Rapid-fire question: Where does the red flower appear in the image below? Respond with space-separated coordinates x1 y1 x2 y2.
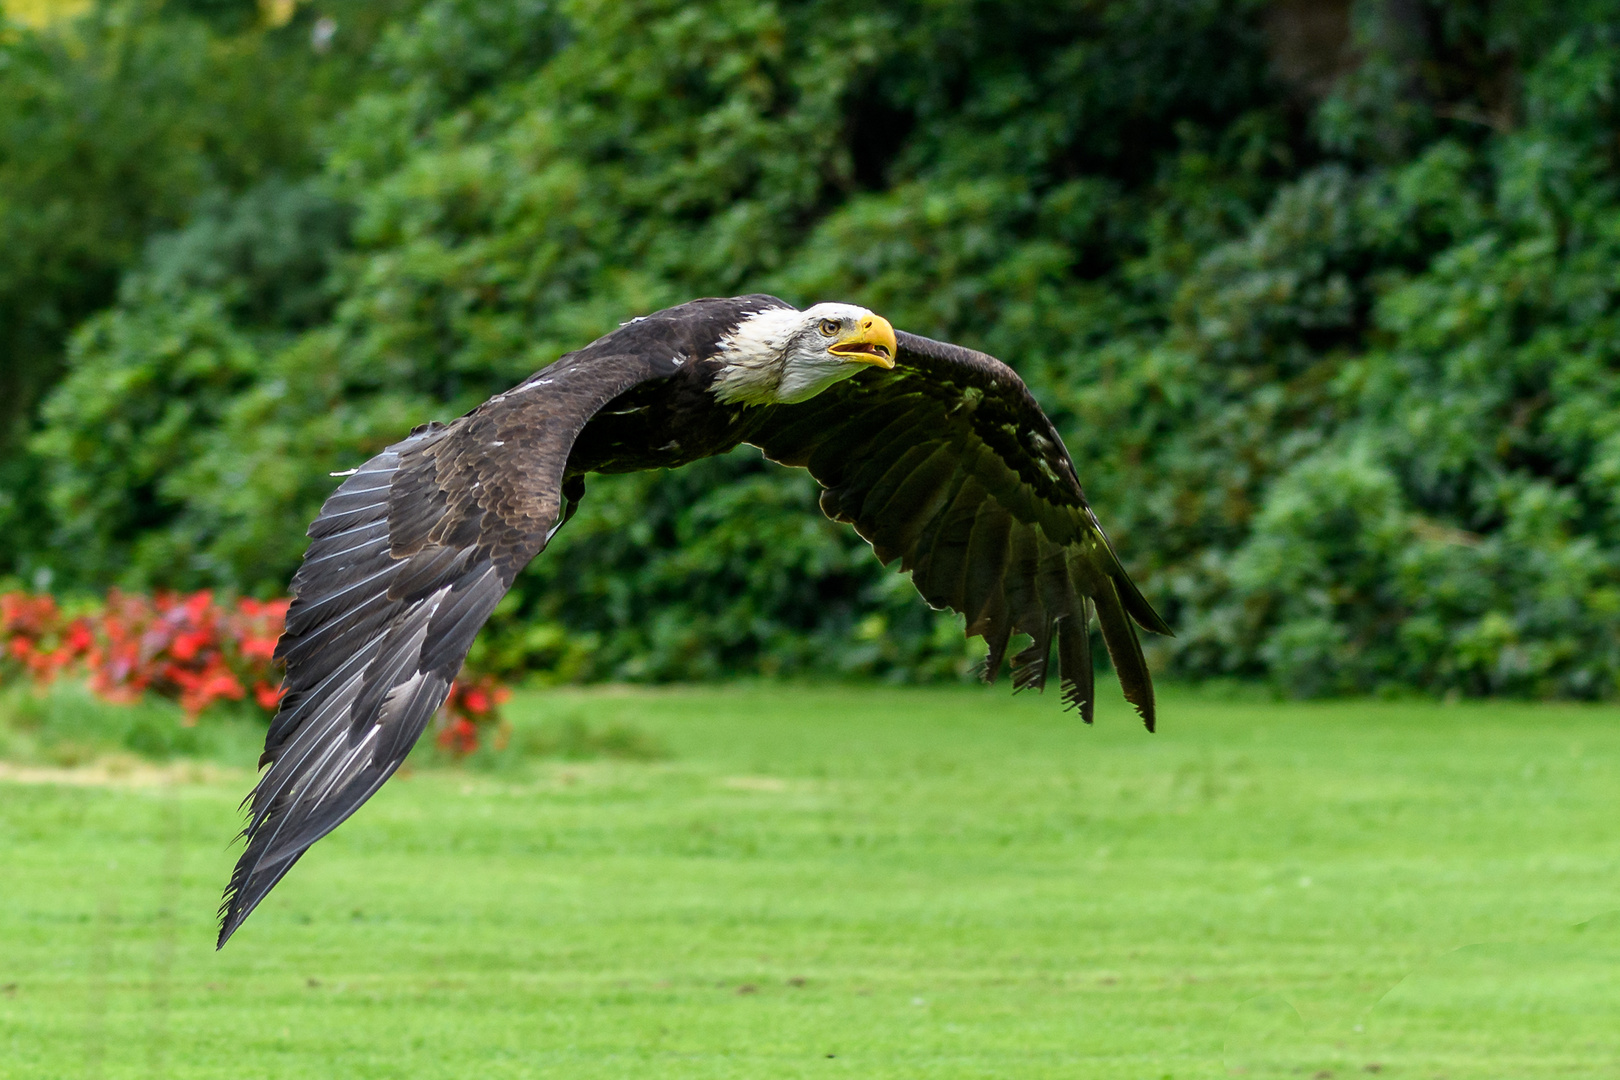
182 591 214 621
170 629 212 661
64 620 94 654
178 662 244 718
436 717 480 755
239 636 278 661
253 681 285 711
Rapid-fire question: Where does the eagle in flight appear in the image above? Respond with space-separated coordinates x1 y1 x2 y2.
218 295 1170 946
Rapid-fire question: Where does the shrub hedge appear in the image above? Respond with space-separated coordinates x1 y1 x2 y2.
7 1 1620 697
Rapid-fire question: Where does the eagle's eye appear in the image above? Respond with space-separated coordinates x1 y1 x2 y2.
818 318 841 337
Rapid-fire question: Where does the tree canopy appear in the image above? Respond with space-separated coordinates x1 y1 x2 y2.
7 0 1620 697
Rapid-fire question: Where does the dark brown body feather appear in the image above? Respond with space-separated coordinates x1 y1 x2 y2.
217 294 1166 947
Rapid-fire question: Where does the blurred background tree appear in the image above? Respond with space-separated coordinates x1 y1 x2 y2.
5 0 1620 697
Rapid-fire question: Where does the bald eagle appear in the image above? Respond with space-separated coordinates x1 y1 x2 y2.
217 295 1170 946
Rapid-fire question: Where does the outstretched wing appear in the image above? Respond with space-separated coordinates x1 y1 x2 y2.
752 330 1170 726
217 350 669 947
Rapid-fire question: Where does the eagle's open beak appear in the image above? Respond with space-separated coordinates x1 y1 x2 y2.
829 314 897 369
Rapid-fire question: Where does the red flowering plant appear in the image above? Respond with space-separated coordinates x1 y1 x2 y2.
0 593 95 685
80 590 285 720
435 672 513 756
0 590 510 748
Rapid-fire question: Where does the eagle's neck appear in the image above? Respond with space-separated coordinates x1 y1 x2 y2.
709 307 803 405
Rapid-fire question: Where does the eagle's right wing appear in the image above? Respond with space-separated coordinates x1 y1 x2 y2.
217 349 670 947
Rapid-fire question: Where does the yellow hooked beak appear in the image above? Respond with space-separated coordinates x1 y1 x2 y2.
828 313 897 369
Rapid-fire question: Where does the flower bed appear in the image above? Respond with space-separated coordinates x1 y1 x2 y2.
0 591 507 753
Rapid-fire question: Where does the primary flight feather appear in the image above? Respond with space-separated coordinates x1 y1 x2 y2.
217 295 1171 946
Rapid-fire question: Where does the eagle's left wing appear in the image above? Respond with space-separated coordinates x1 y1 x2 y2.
751 330 1170 726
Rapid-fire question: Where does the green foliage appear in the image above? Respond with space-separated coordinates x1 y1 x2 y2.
1170 21 1620 697
0 0 415 581
31 180 350 586
29 0 1283 680
12 0 1620 696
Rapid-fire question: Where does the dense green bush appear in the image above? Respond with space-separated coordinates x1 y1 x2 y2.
0 0 414 580
11 0 1620 697
1163 18 1620 697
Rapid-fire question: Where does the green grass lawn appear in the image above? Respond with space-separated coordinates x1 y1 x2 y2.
1 685 1618 1078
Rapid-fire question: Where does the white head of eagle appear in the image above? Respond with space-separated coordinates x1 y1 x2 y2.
711 302 897 406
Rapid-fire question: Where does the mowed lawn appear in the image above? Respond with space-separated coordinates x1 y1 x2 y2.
1 685 1618 1079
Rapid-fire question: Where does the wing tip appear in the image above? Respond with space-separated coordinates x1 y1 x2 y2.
215 853 263 949
1134 694 1157 733
1094 577 1158 734
1009 628 1052 693
1110 566 1173 638
1060 678 1096 724
216 875 251 950
216 840 305 950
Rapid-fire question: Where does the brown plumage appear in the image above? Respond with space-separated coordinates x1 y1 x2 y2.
218 294 1169 947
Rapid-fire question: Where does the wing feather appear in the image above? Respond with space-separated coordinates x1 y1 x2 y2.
1000 522 1044 676
962 502 1012 633
218 352 668 947
753 330 1168 726
915 475 986 611
847 441 946 540
867 446 961 566
1092 575 1155 726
